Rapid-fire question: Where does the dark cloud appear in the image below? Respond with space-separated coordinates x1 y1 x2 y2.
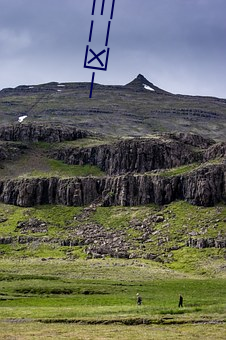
0 0 226 97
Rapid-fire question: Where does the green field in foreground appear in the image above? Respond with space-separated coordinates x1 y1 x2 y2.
0 258 225 329
0 322 225 340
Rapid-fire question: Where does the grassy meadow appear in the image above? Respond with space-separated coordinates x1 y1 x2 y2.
0 199 225 338
0 257 225 339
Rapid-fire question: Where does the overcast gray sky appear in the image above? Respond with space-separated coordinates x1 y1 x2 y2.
0 0 226 97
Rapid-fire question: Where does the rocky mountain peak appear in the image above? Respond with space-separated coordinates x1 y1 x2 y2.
137 73 149 82
125 74 172 94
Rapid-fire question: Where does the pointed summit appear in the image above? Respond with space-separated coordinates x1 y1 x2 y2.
125 74 171 94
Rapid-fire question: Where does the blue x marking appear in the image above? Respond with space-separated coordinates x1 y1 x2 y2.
88 49 106 67
84 45 110 71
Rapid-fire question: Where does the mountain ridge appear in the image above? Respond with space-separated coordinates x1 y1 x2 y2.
0 74 226 140
1 73 225 98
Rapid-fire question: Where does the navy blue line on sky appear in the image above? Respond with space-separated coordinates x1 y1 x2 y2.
110 0 115 19
92 0 96 15
89 20 94 42
105 21 111 47
101 0 105 15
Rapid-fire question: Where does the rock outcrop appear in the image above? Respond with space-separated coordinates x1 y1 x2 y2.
0 127 225 208
52 138 203 175
165 132 215 149
1 215 225 259
0 142 28 161
204 142 226 160
181 165 226 205
125 74 171 94
187 237 226 249
0 124 90 143
0 164 225 207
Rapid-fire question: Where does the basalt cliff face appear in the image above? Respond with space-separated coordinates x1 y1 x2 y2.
0 163 225 208
0 123 90 143
0 124 225 208
52 138 202 175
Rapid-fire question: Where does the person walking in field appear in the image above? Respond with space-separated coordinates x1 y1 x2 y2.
178 294 183 307
137 293 142 306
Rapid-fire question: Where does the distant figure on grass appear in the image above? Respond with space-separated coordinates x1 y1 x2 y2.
178 294 183 308
136 293 142 306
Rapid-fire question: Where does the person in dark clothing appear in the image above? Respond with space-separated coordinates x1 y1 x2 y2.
178 294 183 307
137 293 142 305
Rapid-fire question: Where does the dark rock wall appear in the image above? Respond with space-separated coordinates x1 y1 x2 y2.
187 237 226 249
203 142 226 160
0 124 89 142
0 143 28 161
0 126 225 208
181 165 226 205
0 164 225 207
52 139 202 175
165 132 215 149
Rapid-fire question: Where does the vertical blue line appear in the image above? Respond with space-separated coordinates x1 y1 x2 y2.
83 45 89 68
101 0 105 15
105 48 110 71
89 20 94 42
91 0 96 15
89 72 95 98
105 21 111 47
110 0 115 19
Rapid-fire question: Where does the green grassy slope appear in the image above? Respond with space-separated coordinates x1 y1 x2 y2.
0 201 225 277
0 257 225 330
0 141 105 179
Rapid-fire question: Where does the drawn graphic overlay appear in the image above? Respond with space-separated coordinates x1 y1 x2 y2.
83 0 116 98
84 46 110 71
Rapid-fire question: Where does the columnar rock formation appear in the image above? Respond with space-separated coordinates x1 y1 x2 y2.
0 164 225 207
52 138 203 175
0 124 225 208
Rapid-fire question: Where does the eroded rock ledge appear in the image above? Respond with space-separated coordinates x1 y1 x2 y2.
0 164 225 207
0 125 225 208
0 123 90 142
51 134 226 176
52 138 203 176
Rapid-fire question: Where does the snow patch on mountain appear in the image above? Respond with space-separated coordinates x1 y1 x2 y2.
143 84 155 91
18 115 27 123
